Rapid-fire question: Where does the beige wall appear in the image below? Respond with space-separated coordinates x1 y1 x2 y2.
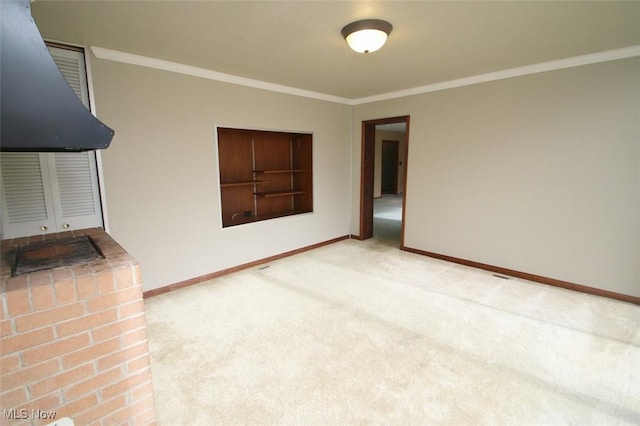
374 130 407 198
91 58 351 290
352 58 640 297
31 16 640 298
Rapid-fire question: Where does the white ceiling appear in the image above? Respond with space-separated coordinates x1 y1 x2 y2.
31 1 640 101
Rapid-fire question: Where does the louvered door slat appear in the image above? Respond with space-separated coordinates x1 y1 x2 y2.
1 154 48 223
54 153 98 218
49 48 90 106
0 153 56 238
54 58 84 98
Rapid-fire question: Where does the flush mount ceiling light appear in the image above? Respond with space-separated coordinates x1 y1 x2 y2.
341 19 393 53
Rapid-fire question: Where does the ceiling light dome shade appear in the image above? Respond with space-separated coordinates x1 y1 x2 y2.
341 19 392 53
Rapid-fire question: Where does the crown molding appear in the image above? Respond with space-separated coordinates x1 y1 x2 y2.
91 45 640 106
350 45 640 105
90 46 351 105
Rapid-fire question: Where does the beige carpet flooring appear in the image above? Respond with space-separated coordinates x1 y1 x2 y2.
144 238 640 425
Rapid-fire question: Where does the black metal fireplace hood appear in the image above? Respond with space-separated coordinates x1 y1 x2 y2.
0 0 114 152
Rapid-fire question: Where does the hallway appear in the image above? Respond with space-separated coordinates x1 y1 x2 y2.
373 194 403 244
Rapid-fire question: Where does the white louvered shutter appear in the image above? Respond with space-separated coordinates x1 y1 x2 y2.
50 151 103 231
0 153 57 238
48 46 90 105
0 45 103 239
47 46 103 233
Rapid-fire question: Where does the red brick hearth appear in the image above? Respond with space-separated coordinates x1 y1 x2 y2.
1 228 156 425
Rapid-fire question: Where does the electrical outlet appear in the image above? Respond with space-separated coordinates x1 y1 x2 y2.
243 211 252 217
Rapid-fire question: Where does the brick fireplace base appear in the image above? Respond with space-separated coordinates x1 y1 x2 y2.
1 228 156 425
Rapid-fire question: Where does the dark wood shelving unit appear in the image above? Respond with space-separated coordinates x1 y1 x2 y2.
217 127 313 227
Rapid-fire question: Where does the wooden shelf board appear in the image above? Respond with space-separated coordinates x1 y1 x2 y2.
220 180 267 187
253 169 306 174
254 190 307 198
223 208 312 227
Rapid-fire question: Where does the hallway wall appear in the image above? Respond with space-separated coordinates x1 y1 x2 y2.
374 130 407 198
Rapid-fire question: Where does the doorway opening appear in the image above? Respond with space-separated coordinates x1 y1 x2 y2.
359 116 409 247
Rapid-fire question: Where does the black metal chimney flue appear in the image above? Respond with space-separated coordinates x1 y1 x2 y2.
1 0 114 152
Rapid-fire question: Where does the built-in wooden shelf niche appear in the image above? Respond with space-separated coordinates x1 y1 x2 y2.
217 127 313 227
